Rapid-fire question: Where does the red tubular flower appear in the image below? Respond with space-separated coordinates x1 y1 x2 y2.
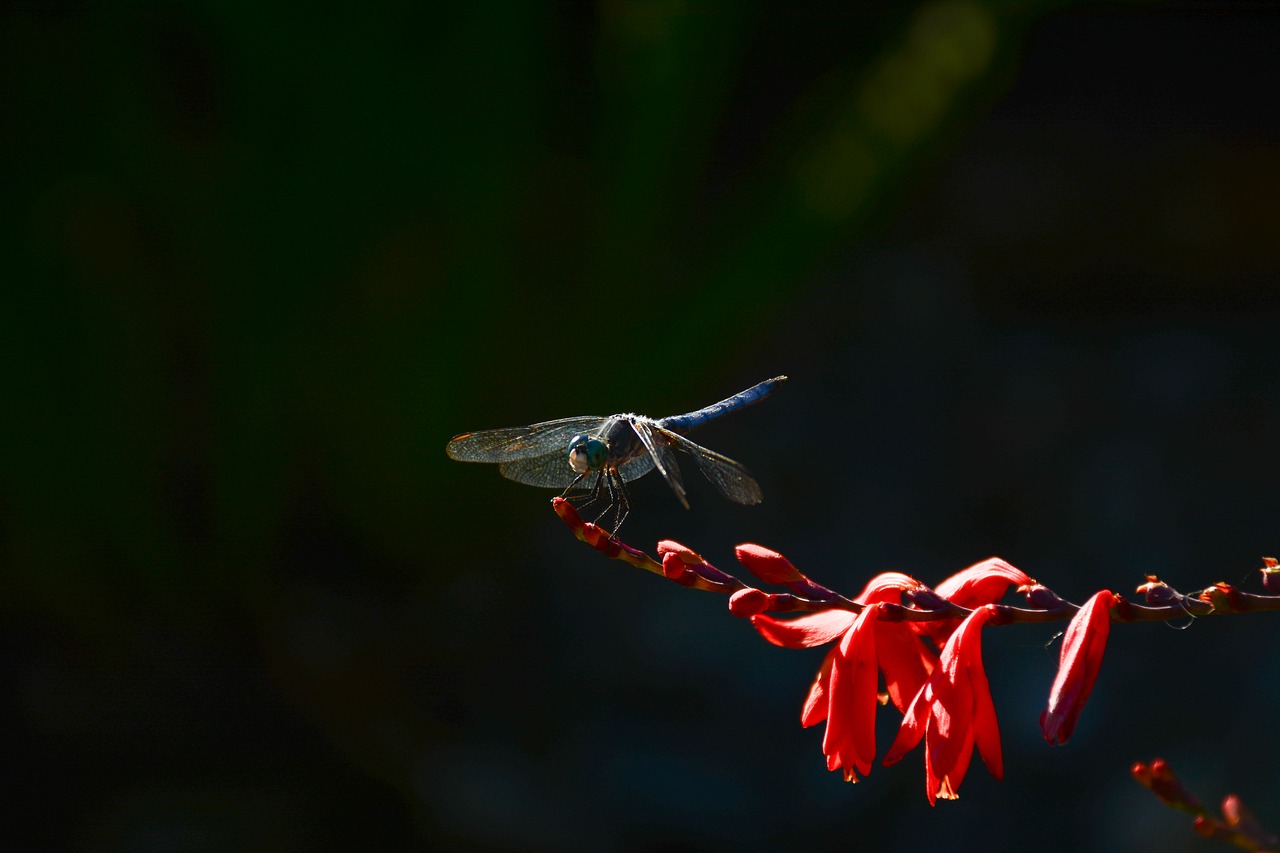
933 558 1034 607
749 572 936 781
822 604 881 781
752 572 936 709
849 573 938 713
1040 589 1115 745
915 558 1033 647
788 610 936 731
885 605 1001 805
751 609 857 744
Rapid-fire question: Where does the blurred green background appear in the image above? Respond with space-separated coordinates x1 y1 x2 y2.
4 1 1279 850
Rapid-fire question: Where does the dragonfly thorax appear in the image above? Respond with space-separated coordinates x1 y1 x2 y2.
568 434 608 474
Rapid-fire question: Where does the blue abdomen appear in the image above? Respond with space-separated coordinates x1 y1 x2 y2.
658 375 787 434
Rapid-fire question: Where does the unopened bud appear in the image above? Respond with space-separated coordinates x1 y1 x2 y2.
729 588 771 617
1261 557 1280 594
1136 576 1180 607
1022 584 1065 610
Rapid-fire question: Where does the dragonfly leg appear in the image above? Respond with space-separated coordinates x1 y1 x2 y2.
562 471 594 500
611 474 631 537
590 472 617 527
561 472 585 497
573 471 606 514
586 473 611 522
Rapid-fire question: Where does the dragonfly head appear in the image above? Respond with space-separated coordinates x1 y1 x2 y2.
568 434 608 474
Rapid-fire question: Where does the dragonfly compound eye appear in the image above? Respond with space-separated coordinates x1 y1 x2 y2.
584 438 607 470
567 435 591 474
567 435 608 474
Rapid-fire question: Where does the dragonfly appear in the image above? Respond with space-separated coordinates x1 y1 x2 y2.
446 376 787 534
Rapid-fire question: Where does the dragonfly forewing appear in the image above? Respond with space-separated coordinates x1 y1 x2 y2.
498 450 593 489
446 416 608 462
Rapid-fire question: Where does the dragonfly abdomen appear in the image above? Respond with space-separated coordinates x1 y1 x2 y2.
658 375 787 433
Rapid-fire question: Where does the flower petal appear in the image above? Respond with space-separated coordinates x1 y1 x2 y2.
883 681 931 766
734 544 803 584
934 558 1033 608
750 609 857 648
1041 590 1115 746
925 663 973 802
728 588 771 618
929 710 974 803
656 540 700 559
853 572 922 604
965 616 1002 780
801 650 835 728
822 605 880 781
917 559 1032 646
886 605 1001 804
874 621 937 714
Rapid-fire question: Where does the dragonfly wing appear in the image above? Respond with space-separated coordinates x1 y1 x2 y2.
498 449 593 489
631 420 689 509
446 416 607 462
650 425 764 505
616 452 656 483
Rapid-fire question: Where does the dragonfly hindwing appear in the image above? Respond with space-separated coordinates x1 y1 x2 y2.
651 425 763 505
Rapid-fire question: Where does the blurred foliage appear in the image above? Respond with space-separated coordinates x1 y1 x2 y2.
3 1 1279 850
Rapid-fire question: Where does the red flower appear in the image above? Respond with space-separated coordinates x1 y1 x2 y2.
1040 589 1115 745
933 557 1034 607
914 558 1033 647
750 572 936 782
852 573 938 713
753 572 936 716
885 605 1001 805
821 604 882 781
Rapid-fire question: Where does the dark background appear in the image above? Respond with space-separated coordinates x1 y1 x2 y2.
3 1 1279 850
